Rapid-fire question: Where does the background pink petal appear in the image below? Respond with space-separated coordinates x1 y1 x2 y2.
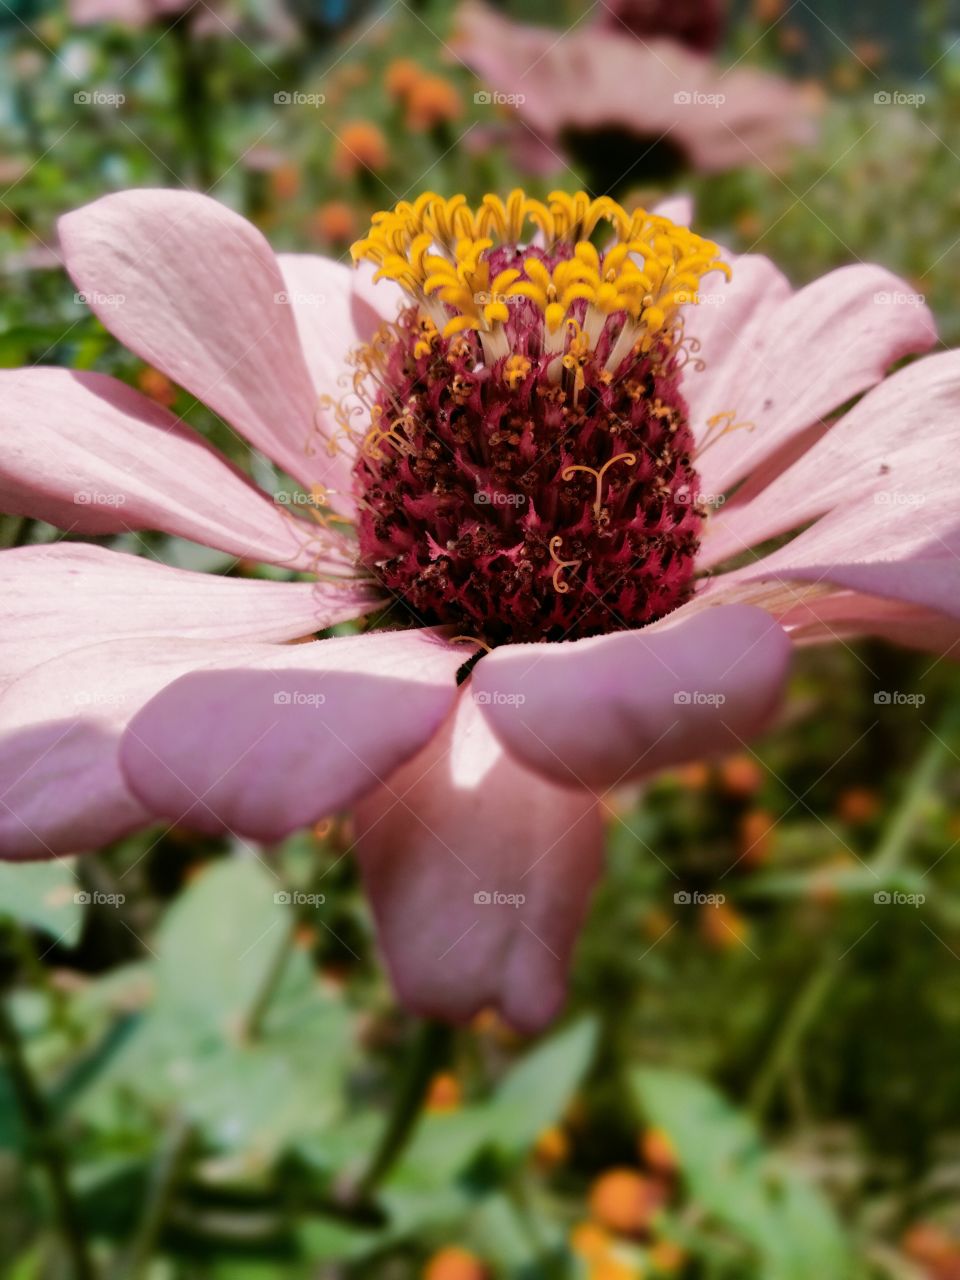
354 690 604 1033
120 631 462 841
471 605 791 789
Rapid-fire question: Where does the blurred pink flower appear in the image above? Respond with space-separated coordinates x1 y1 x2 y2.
0 188 953 1033
454 1 818 177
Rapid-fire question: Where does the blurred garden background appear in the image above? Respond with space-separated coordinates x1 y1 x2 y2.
3 0 960 1276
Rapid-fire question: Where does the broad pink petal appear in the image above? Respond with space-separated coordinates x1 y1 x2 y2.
353 690 603 1033
688 264 937 499
701 350 960 568
58 190 324 488
0 368 325 568
471 605 791 789
120 631 462 841
0 637 271 860
0 543 372 688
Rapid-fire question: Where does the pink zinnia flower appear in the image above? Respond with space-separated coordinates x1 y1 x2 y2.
0 188 951 1033
454 2 818 176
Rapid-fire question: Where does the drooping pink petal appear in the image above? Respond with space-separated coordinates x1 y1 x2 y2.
0 368 330 568
353 690 603 1033
453 2 818 174
58 189 326 489
700 349 960 569
119 630 462 841
687 264 937 499
471 605 791 790
775 589 960 657
0 543 373 689
0 637 274 860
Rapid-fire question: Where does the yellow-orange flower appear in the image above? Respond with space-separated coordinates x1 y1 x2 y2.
423 1246 487 1280
312 200 358 244
425 1071 462 1112
406 74 463 130
333 121 388 178
386 57 423 101
588 1168 663 1236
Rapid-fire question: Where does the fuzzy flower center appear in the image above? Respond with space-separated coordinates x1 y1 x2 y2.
345 190 729 646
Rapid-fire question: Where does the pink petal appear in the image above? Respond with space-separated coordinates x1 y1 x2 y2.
58 190 324 488
687 264 937 500
354 690 603 1033
0 637 271 860
776 589 960 657
702 350 960 569
0 368 328 568
119 630 462 841
276 254 399 511
471 605 791 790
0 543 372 689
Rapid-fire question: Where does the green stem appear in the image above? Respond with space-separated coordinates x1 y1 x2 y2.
749 706 958 1117
111 1115 192 1280
241 917 297 1042
170 17 215 188
355 1020 452 1200
0 997 97 1280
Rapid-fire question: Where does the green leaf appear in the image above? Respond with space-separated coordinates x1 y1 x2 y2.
487 1016 597 1157
0 858 81 944
631 1068 850 1279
